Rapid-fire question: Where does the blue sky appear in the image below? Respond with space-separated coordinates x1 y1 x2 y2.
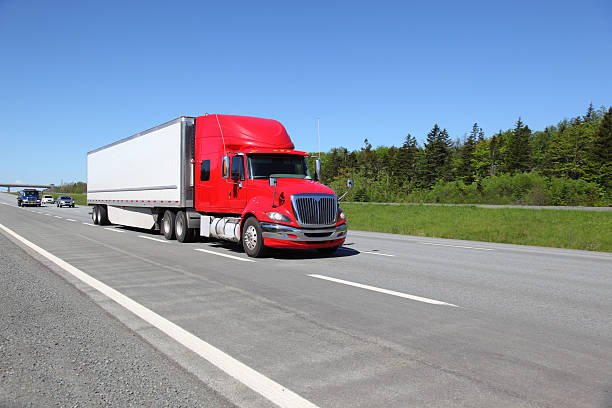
1 0 610 186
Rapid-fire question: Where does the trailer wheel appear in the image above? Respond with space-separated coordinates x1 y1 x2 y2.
98 205 109 225
175 211 194 243
92 206 100 225
162 210 176 240
242 217 265 257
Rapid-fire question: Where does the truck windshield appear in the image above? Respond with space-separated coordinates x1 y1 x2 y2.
247 154 311 179
24 191 39 196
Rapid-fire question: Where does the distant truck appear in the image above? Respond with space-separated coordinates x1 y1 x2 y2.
17 189 41 207
87 115 350 257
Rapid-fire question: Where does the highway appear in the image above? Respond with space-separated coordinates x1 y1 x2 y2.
1 191 611 407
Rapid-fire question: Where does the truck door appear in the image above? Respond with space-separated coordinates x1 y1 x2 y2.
229 154 247 211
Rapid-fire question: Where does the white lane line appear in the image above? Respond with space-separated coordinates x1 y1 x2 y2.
194 248 256 263
45 213 52 216
362 251 395 257
138 235 170 243
308 274 458 307
0 222 319 408
54 216 63 219
421 242 494 251
104 227 125 233
82 222 96 226
66 219 76 222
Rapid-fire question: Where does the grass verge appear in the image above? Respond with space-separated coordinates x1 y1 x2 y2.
343 203 612 252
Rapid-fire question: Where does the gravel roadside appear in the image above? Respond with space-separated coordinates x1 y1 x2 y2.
0 232 236 408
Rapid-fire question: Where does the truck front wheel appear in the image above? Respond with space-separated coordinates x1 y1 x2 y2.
162 210 176 240
175 211 194 243
242 217 265 258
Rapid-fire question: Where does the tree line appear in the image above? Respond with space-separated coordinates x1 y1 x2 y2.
312 104 612 206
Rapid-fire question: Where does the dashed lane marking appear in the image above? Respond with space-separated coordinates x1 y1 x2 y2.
194 248 255 263
138 235 170 243
308 274 458 307
421 242 494 251
362 251 395 257
104 227 125 233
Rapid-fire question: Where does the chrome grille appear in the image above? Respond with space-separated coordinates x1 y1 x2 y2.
291 194 337 227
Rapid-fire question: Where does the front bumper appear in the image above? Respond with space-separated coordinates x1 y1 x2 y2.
261 222 347 248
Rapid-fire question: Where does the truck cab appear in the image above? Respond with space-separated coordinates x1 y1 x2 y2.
194 115 347 257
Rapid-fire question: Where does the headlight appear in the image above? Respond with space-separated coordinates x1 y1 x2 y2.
266 212 291 223
338 208 346 221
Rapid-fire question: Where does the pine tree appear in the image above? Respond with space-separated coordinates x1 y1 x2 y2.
458 123 480 183
591 107 612 190
507 117 531 174
583 103 595 122
423 124 452 186
489 131 502 176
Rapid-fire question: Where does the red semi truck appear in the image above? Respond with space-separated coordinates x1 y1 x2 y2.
87 114 350 257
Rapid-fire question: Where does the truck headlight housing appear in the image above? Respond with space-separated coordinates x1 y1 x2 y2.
266 212 291 223
338 208 346 221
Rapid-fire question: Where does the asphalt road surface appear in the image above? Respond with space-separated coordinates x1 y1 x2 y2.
1 192 611 408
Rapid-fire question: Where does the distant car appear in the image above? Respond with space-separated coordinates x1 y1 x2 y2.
42 195 54 204
17 189 41 207
56 196 75 208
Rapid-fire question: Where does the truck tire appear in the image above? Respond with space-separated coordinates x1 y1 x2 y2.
162 210 176 240
98 205 109 225
92 206 100 225
242 217 265 257
175 211 194 243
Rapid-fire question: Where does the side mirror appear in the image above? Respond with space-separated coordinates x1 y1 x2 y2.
222 156 230 179
269 177 277 187
315 159 321 181
338 178 354 202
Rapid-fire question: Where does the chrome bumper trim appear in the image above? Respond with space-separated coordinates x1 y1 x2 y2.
261 222 347 242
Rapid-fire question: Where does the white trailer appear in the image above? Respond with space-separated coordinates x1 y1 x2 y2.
87 117 196 229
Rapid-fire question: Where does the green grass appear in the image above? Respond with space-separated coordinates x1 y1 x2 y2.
343 203 612 252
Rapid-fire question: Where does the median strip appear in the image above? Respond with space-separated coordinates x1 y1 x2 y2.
194 248 255 263
0 222 318 408
308 274 458 307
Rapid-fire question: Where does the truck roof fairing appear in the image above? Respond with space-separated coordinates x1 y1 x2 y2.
196 114 295 153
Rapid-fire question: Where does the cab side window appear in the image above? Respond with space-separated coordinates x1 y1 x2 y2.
231 156 245 181
200 160 210 181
